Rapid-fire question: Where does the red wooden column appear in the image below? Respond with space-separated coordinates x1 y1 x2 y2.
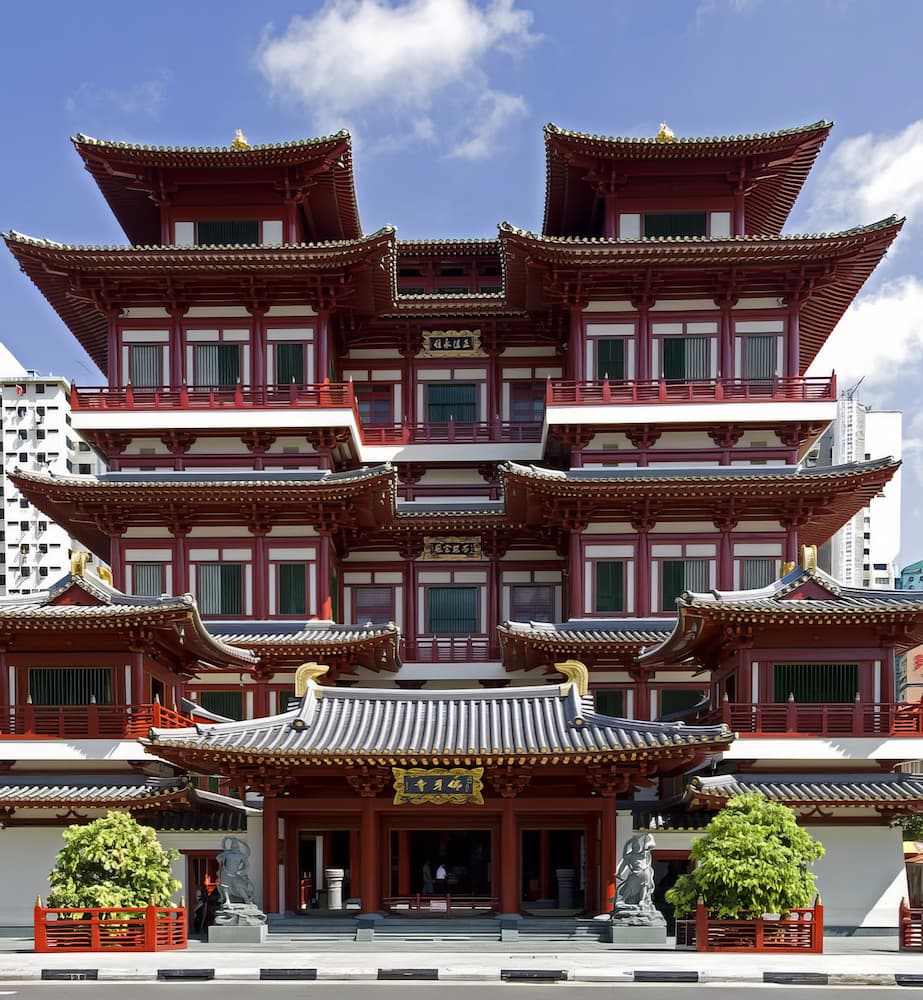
716 296 736 380
499 797 519 914
263 796 279 915
715 516 736 590
316 308 330 381
568 531 584 618
568 304 585 382
397 830 411 896
131 650 145 704
170 525 190 595
0 649 9 731
634 297 654 382
106 310 119 388
250 527 268 618
249 307 267 398
359 796 380 915
599 797 617 913
633 512 655 618
283 200 298 245
316 532 332 619
169 306 186 390
787 300 802 377
602 192 618 239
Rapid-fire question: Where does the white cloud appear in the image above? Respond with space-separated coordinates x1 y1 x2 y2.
806 119 923 231
448 90 526 160
807 275 923 389
255 0 537 153
65 78 167 119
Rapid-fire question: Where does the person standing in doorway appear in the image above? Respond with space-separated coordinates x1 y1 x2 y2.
435 860 447 895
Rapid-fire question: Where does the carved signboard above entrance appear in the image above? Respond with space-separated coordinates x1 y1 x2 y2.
393 767 485 805
420 330 484 357
421 536 483 560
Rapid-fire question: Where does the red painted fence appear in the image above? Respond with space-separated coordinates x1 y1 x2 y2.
0 704 194 739
34 905 187 952
676 900 823 953
900 899 923 950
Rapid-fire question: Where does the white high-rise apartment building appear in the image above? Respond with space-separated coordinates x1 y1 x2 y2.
814 393 902 588
0 345 104 595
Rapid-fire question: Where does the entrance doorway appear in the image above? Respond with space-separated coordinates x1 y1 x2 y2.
297 830 351 910
389 829 492 899
521 828 585 912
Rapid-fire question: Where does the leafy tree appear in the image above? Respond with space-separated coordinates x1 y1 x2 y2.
46 811 181 909
666 792 824 919
895 813 923 841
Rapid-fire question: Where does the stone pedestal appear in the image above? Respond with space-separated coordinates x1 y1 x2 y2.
555 868 575 909
208 922 268 944
609 922 669 948
325 867 345 911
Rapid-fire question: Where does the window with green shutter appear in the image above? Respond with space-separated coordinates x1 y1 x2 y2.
278 563 307 616
275 343 305 386
772 663 859 703
596 339 625 380
196 220 259 246
195 344 241 387
426 383 477 423
29 668 113 706
427 586 478 634
197 689 244 721
643 212 707 238
594 689 625 717
197 563 244 616
660 559 708 610
659 688 706 719
595 561 625 612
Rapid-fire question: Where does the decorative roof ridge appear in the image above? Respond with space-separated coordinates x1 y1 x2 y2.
397 237 501 251
394 290 506 301
543 119 834 145
499 617 674 634
71 130 351 153
693 772 915 787
499 215 904 244
4 226 395 253
680 563 842 606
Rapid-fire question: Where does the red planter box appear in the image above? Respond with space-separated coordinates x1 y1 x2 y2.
676 900 823 953
34 905 187 952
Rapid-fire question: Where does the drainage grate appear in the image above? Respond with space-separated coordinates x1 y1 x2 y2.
260 968 318 981
764 972 829 985
41 970 98 981
378 969 439 981
501 969 568 983
157 968 215 981
634 970 699 983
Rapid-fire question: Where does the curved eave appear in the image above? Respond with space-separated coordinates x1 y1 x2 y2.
0 789 191 811
3 230 395 372
226 630 401 672
498 622 672 672
501 219 902 370
72 132 362 244
542 120 832 238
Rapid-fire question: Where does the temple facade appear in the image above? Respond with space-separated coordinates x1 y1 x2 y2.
1 120 921 931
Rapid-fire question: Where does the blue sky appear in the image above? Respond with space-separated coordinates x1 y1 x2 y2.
2 0 923 558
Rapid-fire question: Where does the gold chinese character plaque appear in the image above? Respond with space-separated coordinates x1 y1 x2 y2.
421 535 482 561
420 329 484 357
392 767 485 805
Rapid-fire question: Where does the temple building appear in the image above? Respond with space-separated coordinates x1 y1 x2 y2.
1 119 921 932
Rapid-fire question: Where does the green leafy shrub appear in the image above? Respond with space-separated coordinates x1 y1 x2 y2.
46 811 180 909
666 792 824 919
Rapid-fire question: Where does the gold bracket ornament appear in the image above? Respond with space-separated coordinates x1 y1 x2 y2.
294 662 330 699
70 551 90 577
555 658 589 696
393 767 484 805
801 544 818 572
655 122 677 143
231 128 250 150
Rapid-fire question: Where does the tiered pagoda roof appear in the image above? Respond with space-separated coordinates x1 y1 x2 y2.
501 218 903 371
72 131 362 244
543 120 832 237
3 229 395 372
500 459 900 545
640 563 923 668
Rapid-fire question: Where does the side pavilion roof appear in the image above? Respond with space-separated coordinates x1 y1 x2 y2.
71 131 362 245
640 563 923 667
500 217 903 372
543 120 832 238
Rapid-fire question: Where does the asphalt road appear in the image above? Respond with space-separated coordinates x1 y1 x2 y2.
0 986 915 998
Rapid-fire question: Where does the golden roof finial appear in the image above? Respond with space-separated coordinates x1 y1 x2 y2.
801 544 818 573
655 122 677 143
555 659 589 697
295 661 330 698
231 128 250 150
70 551 89 578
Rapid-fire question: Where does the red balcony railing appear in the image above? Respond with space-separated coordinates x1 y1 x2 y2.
705 700 923 737
72 382 356 411
0 703 195 739
405 637 501 663
361 420 543 445
546 375 837 407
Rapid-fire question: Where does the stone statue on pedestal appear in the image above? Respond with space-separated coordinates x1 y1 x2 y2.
609 833 667 947
212 837 267 928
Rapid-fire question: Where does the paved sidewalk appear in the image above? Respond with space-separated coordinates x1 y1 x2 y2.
0 930 918 985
